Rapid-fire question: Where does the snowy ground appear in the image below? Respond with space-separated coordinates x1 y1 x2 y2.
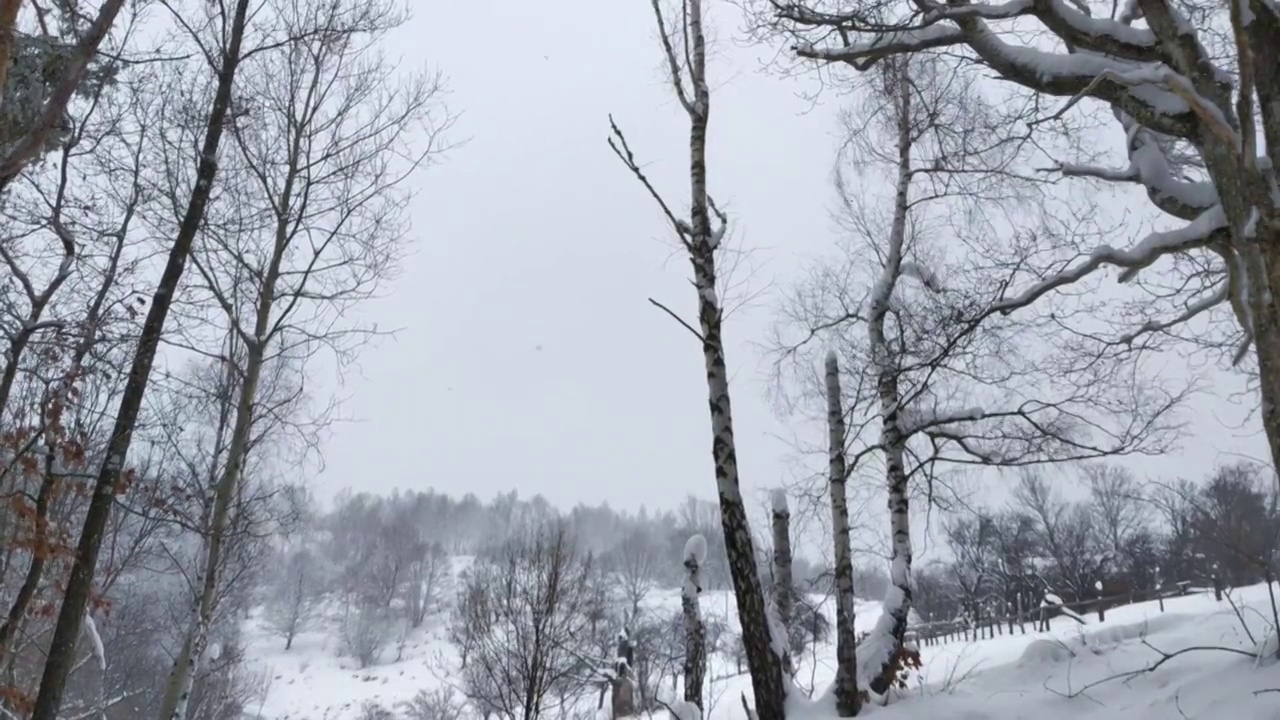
243 574 1280 720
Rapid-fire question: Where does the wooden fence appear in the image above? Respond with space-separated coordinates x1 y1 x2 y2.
908 580 1219 648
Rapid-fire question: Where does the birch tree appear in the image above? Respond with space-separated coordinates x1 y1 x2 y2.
767 0 1280 480
768 490 796 678
825 353 862 716
682 534 707 712
772 53 1181 695
608 0 789 715
155 0 449 714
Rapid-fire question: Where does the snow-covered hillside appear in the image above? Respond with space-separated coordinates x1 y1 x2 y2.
243 572 1280 720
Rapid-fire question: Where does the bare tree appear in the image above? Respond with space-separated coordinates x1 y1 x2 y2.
342 596 393 669
405 541 449 629
265 547 322 650
29 0 256 712
769 0 1280 484
617 527 662 618
772 51 1179 695
1085 464 1150 575
156 0 449 714
607 0 788 714
1013 471 1109 596
0 66 149 679
453 521 596 720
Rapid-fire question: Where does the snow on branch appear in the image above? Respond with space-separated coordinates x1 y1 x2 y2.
1059 118 1219 221
899 405 987 436
899 261 945 293
993 206 1228 314
794 25 965 68
1115 283 1230 347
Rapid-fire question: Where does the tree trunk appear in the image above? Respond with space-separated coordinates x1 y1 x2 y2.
860 66 915 698
681 542 706 712
680 0 786 714
825 353 862 717
0 443 55 667
158 257 270 720
769 491 795 676
692 250 788 720
27 0 253 716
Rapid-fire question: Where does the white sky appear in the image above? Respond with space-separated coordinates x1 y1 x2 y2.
311 0 1270 516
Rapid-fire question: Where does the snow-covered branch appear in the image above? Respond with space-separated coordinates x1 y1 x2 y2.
993 206 1228 314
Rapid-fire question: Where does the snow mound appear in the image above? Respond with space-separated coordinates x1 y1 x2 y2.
1018 637 1076 665
684 534 708 565
771 488 788 514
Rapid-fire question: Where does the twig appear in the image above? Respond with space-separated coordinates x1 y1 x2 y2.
1224 589 1258 646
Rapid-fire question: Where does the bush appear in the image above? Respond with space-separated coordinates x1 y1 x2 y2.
342 599 392 668
398 688 463 720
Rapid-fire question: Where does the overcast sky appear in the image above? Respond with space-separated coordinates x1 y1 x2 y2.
311 0 1270 515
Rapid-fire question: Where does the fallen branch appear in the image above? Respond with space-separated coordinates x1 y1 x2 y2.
1049 640 1254 699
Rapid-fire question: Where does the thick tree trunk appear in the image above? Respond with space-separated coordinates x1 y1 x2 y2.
692 250 788 720
680 0 785 714
825 353 862 717
28 0 253 716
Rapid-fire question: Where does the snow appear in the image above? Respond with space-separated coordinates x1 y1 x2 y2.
84 612 106 671
242 556 1280 720
899 406 987 435
770 489 789 515
684 533 709 565
667 699 702 720
898 261 944 293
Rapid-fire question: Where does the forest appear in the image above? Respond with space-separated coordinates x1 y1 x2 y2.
1 0 1279 717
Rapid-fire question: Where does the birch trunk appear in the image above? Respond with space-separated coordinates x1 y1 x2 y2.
769 492 795 677
861 65 915 697
691 254 788 720
682 0 786 715
28 0 253 715
770 493 794 632
617 0 787 715
681 544 706 712
825 352 862 716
